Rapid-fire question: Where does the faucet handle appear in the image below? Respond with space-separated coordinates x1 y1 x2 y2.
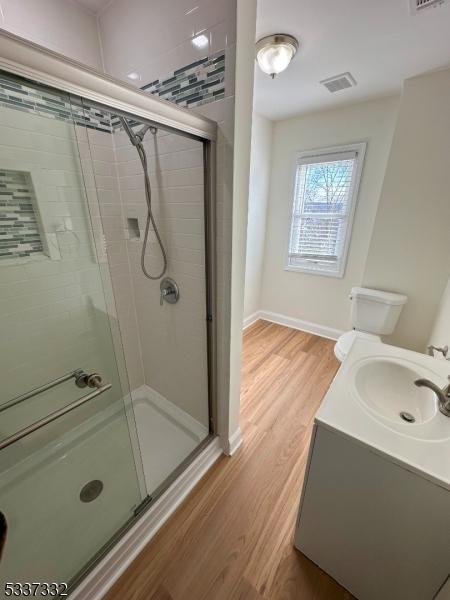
159 277 179 306
427 344 449 358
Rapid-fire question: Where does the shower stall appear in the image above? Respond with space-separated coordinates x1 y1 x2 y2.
0 32 217 595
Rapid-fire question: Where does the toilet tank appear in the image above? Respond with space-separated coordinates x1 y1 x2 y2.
350 287 407 335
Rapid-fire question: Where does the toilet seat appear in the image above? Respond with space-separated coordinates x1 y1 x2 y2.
334 330 381 362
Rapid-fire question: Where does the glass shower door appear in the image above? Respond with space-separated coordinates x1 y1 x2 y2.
0 71 147 591
82 100 212 500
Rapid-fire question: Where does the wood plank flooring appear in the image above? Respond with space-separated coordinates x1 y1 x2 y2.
105 320 354 600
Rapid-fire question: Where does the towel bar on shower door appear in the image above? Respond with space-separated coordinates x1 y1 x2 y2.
0 369 104 414
0 382 112 451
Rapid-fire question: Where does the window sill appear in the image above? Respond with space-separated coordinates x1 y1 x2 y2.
284 265 344 278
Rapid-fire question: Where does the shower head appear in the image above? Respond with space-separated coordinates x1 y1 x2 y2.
119 116 138 146
119 117 157 147
135 123 157 143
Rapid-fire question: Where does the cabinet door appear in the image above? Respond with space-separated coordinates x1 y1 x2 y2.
295 425 450 600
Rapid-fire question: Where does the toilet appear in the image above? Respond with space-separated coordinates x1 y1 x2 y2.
334 287 408 362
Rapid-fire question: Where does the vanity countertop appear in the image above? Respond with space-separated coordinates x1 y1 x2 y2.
317 339 450 490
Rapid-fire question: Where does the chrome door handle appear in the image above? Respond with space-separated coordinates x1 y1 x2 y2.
0 368 104 414
0 382 112 451
75 371 103 389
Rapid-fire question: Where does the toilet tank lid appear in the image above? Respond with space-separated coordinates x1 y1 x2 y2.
350 287 408 306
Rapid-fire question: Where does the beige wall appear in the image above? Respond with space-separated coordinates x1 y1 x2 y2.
259 96 399 333
429 275 450 351
227 0 257 450
243 112 272 322
362 68 450 351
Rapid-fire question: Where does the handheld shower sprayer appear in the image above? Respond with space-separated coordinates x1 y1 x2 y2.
119 116 167 280
134 123 157 144
121 118 156 146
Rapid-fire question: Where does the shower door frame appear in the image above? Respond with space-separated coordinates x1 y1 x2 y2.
0 28 219 592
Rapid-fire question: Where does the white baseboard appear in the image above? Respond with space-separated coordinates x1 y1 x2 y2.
243 311 260 329
70 437 223 600
245 310 343 341
223 427 242 456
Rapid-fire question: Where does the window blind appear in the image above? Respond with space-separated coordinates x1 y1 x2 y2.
288 149 360 276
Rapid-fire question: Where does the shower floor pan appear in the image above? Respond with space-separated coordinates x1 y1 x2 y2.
132 384 208 493
0 386 207 590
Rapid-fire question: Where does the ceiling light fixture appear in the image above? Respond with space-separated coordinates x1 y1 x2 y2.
255 34 299 79
192 33 209 49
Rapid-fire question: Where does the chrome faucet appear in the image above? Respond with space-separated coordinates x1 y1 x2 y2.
159 277 179 306
427 344 449 359
414 377 450 417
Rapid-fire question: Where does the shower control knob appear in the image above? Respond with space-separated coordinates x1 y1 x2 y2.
160 277 179 306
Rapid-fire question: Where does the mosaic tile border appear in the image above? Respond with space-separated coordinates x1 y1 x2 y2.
141 50 225 108
0 72 112 133
0 49 226 132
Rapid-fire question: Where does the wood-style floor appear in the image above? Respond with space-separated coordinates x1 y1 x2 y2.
106 320 354 600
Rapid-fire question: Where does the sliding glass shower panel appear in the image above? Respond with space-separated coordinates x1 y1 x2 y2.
0 72 147 590
79 100 211 496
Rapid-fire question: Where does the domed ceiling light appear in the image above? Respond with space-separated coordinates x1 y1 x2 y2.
255 34 299 79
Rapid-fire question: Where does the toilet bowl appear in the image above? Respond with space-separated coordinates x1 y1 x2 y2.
334 331 381 362
334 287 407 362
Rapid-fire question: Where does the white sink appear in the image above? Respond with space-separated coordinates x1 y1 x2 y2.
351 357 450 441
316 339 450 489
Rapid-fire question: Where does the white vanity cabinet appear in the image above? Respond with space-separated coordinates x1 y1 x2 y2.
295 423 450 600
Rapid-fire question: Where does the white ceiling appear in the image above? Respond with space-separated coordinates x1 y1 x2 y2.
255 0 450 120
73 0 112 15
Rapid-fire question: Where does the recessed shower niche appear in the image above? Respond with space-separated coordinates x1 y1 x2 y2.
126 217 141 240
0 169 44 261
0 168 68 264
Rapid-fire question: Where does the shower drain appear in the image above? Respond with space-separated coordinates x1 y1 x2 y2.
80 479 103 503
399 411 416 423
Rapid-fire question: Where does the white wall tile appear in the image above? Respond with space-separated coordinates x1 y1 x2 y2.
0 0 103 70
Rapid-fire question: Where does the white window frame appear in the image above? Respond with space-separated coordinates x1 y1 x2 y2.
285 142 366 278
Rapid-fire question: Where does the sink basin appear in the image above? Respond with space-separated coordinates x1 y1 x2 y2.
354 359 437 423
316 338 450 489
351 357 450 440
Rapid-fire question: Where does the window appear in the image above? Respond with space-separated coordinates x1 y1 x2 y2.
287 143 366 277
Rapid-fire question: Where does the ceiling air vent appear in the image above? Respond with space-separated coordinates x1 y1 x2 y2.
320 72 357 93
410 0 446 13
